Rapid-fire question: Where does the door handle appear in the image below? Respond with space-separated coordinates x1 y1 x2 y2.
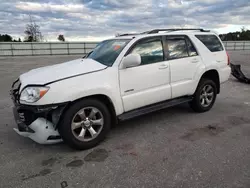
159 64 168 69
191 59 199 63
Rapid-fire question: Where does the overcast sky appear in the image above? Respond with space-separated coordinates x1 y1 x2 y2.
0 0 250 41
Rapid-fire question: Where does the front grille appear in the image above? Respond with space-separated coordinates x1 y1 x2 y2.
11 79 21 104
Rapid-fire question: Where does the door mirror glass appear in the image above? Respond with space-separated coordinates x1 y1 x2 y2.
121 53 141 68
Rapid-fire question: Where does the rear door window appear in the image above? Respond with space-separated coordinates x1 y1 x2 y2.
195 35 224 52
166 37 189 60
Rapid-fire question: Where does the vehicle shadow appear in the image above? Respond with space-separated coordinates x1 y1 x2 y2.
112 103 193 133
10 103 193 153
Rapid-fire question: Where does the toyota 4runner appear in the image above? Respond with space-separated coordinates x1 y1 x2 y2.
10 28 231 150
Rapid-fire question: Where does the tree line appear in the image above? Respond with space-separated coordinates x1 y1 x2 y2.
0 16 65 42
0 34 21 42
219 27 250 41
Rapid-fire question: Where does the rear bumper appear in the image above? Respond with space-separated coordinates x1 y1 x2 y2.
220 66 231 84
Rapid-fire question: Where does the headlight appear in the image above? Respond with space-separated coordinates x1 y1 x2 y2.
20 86 50 103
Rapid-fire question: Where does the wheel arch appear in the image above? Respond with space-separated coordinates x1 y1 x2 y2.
198 69 220 94
57 94 117 129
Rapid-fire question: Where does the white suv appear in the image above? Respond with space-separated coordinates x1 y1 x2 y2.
10 28 231 150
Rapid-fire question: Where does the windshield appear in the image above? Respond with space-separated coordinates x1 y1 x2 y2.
87 39 130 66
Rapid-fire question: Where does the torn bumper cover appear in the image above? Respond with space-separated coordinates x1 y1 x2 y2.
231 63 250 84
13 118 62 144
12 103 67 144
10 80 67 144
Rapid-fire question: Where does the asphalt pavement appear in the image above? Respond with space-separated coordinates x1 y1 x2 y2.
0 51 250 188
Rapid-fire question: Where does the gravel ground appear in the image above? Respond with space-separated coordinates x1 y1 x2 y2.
0 51 250 188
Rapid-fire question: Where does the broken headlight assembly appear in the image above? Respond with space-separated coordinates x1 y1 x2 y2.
20 86 50 103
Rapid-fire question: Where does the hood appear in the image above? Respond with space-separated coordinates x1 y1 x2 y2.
19 58 107 88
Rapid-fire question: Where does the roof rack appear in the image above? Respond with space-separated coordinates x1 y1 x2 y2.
144 28 210 34
116 28 210 37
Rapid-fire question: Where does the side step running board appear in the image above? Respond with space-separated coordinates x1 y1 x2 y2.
118 96 193 121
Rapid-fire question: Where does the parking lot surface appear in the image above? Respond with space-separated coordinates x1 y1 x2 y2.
0 51 250 188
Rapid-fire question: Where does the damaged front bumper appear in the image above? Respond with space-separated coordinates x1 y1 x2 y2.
10 80 68 144
13 118 61 144
12 103 67 144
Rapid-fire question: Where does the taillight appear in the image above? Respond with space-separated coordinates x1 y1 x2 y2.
226 51 230 65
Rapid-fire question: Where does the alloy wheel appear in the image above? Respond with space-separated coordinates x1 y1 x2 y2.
200 84 214 107
71 107 104 142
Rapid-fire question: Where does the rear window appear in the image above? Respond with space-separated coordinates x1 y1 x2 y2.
195 35 224 52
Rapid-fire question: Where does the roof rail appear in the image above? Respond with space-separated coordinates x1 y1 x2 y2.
115 33 140 37
144 28 210 34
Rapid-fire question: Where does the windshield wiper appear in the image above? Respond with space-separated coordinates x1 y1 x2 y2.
82 51 93 58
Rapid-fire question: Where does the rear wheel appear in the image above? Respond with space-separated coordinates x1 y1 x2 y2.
189 78 217 112
59 99 111 150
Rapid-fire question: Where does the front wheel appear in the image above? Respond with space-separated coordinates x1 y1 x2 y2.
59 99 111 150
189 78 217 112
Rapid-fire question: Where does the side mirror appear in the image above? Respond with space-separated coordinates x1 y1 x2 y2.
121 53 141 68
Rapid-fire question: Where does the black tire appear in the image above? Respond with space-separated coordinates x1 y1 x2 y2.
59 98 111 150
189 78 217 113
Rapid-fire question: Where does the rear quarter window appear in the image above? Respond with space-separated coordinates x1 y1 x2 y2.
195 35 224 52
